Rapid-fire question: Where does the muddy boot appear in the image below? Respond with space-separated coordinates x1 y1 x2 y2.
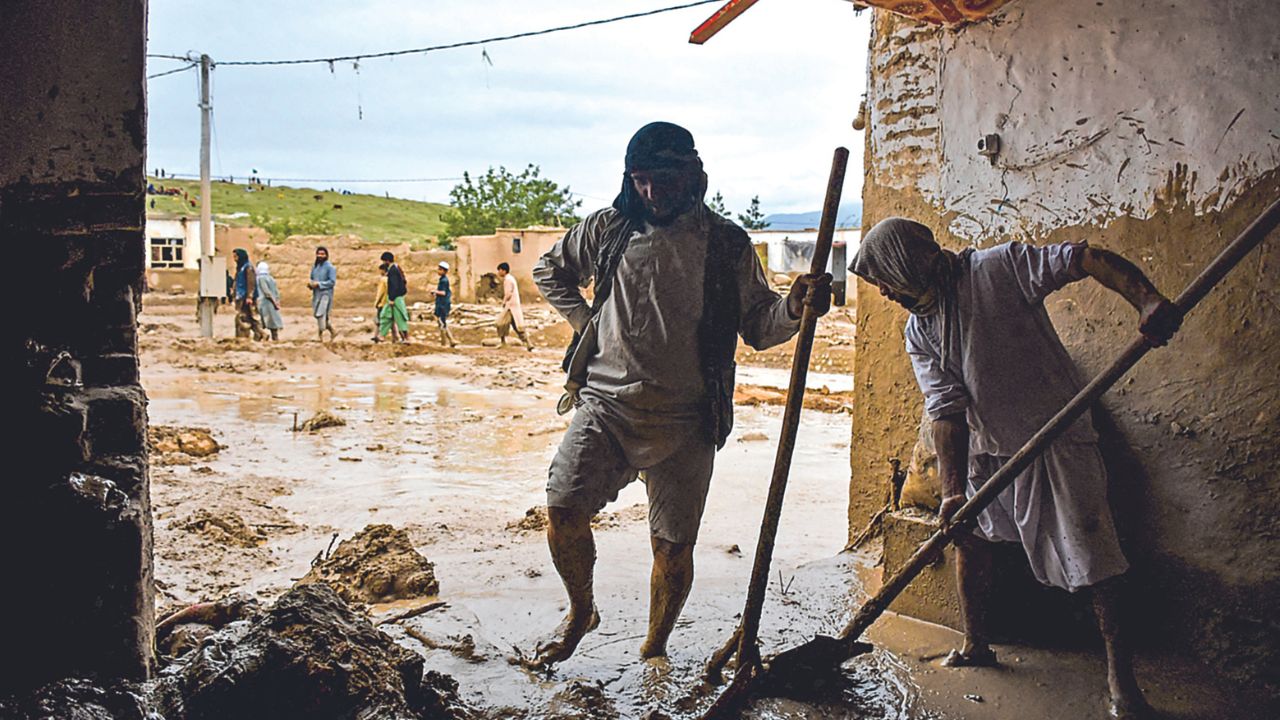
269 328 279 341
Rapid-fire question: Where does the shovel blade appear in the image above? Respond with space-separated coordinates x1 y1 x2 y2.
760 634 874 695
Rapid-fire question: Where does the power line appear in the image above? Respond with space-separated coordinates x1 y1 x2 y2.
155 172 463 183
148 63 196 80
152 1 720 69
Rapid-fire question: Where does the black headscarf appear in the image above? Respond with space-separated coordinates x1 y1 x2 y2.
233 248 249 268
612 121 706 222
314 246 329 268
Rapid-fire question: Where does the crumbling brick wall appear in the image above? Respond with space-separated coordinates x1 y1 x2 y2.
1 0 152 694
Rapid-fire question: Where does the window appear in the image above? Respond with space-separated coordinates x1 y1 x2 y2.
511 236 522 254
150 237 185 268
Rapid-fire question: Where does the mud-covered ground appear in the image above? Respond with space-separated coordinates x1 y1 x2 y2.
139 295 1262 719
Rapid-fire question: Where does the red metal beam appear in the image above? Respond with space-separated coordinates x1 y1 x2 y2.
688 0 762 45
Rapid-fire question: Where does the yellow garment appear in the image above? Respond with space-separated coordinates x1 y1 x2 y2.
374 275 388 309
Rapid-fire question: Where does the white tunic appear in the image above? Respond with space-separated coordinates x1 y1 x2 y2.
906 241 1128 591
501 273 525 329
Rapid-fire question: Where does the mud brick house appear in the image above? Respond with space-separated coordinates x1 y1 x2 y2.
848 0 1280 695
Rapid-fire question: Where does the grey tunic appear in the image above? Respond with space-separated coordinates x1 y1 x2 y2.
906 241 1128 591
255 273 283 330
535 205 798 464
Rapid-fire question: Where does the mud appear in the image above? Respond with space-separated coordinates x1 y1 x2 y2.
299 524 441 605
154 583 467 720
734 384 855 414
132 296 1275 718
0 678 154 720
150 425 221 466
297 409 346 432
177 509 267 548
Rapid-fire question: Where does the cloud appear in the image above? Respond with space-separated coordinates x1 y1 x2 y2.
147 0 870 214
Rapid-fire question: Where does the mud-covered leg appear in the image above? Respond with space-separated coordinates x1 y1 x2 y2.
526 507 599 668
640 536 694 659
1092 576 1153 719
943 533 999 667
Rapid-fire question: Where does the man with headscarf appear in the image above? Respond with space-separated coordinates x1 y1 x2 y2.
232 248 265 341
852 217 1182 719
255 261 283 341
307 246 338 342
528 122 831 668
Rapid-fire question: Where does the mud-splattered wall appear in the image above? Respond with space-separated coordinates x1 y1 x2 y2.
852 0 1280 694
1 0 153 694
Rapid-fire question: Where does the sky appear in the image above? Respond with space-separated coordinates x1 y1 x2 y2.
145 1 871 217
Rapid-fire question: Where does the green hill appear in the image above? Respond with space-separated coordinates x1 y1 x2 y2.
147 177 451 247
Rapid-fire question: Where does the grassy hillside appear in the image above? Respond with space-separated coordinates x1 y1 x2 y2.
147 177 451 246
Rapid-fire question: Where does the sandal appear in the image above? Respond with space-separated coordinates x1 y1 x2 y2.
941 646 999 667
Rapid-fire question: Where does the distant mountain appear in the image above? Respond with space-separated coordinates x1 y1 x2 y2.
763 201 861 231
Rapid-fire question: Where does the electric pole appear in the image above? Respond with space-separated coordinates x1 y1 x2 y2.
196 53 219 337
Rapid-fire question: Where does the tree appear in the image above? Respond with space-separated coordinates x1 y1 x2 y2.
737 195 770 230
439 164 582 246
708 190 731 219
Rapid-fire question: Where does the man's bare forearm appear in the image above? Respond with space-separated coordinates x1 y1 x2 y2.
1079 246 1163 312
932 413 969 499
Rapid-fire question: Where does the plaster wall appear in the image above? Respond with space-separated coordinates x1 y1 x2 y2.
454 228 564 303
853 0 1280 695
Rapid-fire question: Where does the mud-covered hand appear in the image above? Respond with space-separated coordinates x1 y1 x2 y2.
1138 295 1182 347
787 272 833 319
938 494 966 534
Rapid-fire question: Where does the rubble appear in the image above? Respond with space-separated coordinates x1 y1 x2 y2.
150 425 221 465
176 509 266 548
297 410 346 432
156 584 469 719
299 524 440 604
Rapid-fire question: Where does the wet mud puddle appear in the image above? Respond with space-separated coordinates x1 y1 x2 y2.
145 359 934 718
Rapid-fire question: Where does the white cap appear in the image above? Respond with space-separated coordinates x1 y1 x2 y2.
438 261 450 270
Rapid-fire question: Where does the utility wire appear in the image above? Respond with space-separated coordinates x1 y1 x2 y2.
155 172 463 183
148 63 197 80
153 1 719 68
147 53 194 62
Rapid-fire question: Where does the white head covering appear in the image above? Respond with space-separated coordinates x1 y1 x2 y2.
256 261 271 277
438 261 450 271
852 218 961 371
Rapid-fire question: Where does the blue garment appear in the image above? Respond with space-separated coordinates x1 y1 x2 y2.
310 260 337 319
234 263 257 301
434 275 452 318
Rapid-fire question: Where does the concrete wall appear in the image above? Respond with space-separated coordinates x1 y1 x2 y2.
852 0 1280 694
454 227 564 303
2 0 153 694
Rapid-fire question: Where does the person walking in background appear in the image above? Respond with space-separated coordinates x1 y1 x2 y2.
379 251 410 343
495 262 534 351
372 263 391 342
255 261 284 341
308 246 338 342
433 261 458 348
232 248 265 341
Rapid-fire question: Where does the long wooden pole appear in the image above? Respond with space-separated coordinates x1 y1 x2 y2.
699 146 847 712
700 195 1280 717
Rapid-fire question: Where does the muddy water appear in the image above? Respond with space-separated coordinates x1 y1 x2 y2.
144 348 936 718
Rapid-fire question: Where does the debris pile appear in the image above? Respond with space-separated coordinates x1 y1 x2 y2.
297 410 346 432
176 509 266 548
733 384 854 414
149 425 220 465
156 584 468 719
0 678 152 720
299 524 440 604
507 506 549 532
